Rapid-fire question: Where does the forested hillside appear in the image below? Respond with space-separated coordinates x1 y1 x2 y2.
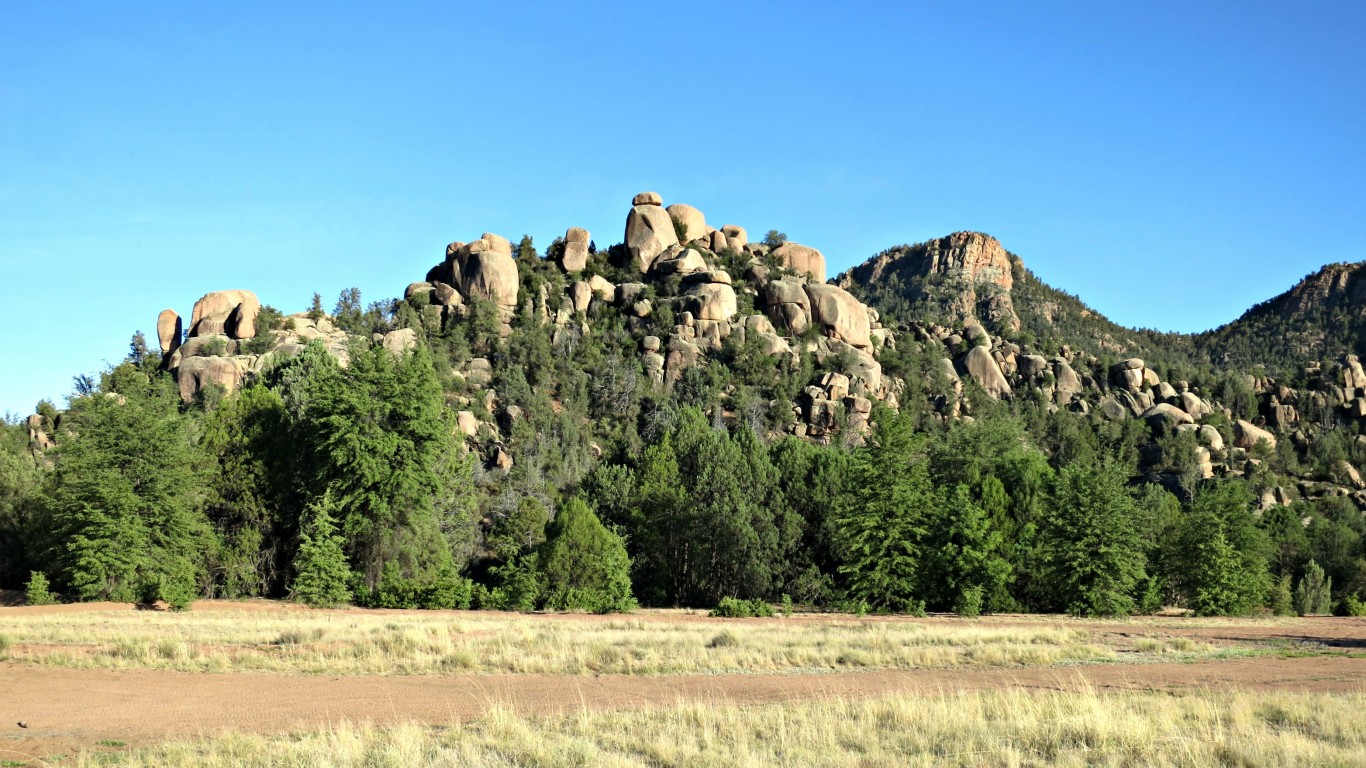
2 196 1364 618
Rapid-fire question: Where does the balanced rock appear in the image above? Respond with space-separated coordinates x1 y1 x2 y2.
561 227 590 272
721 224 748 247
190 290 261 340
632 191 663 206
625 201 680 273
157 309 182 355
460 234 519 314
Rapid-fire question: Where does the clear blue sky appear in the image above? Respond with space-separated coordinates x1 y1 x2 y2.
2 2 1363 415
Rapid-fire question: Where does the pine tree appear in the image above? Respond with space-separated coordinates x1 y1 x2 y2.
834 409 934 613
539 498 635 613
1294 559 1333 616
291 493 352 607
50 365 209 607
1040 458 1147 617
303 343 457 591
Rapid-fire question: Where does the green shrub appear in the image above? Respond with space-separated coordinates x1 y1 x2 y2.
954 585 984 618
25 571 55 606
1335 595 1366 617
779 593 794 617
709 597 774 618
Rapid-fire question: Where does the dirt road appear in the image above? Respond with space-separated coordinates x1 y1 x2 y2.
3 654 1364 763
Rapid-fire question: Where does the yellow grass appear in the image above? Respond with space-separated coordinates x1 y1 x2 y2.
73 688 1366 767
0 609 1125 676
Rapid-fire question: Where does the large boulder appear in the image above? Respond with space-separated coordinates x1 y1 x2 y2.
653 247 708 276
460 234 519 314
1233 419 1277 450
959 345 1011 399
632 191 663 206
771 243 826 282
1180 391 1213 420
381 328 418 354
1053 359 1083 399
624 201 680 273
761 278 811 335
176 355 248 402
567 281 593 313
720 224 748 247
1111 358 1145 391
684 281 737 322
665 203 707 242
805 284 871 349
561 227 590 272
189 290 261 340
157 309 182 356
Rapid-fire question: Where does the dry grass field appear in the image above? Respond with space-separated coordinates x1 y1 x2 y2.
1 601 1363 767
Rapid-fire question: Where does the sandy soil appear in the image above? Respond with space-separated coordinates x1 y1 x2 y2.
2 600 1364 765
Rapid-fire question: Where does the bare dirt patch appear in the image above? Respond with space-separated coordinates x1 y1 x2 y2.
2 603 1363 765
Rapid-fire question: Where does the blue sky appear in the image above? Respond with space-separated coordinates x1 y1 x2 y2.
2 2 1363 415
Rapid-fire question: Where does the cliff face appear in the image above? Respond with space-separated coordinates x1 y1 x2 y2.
836 232 1019 336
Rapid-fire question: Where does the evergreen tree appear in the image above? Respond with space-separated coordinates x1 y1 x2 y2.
49 365 210 607
1294 559 1333 616
200 384 295 597
834 409 934 613
539 498 635 613
927 484 1012 614
302 343 457 591
1040 458 1146 616
291 493 352 607
1171 482 1271 616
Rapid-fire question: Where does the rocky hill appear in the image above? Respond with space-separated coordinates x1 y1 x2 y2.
1197 262 1366 373
6 192 1365 617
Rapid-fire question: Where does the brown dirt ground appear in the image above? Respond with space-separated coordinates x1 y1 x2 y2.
1 601 1364 765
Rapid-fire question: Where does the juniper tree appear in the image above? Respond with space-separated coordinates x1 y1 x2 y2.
539 497 635 613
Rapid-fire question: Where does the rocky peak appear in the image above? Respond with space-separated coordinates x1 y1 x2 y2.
837 231 1019 335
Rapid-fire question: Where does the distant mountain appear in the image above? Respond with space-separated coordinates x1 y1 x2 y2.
1196 262 1366 374
836 232 1366 379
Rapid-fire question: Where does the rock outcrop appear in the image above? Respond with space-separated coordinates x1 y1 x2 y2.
561 227 590 272
157 309 182 356
624 192 679 273
189 290 261 339
771 243 826 282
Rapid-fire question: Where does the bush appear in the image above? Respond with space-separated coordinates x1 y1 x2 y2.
1335 595 1366 617
954 585 984 618
25 571 55 606
709 597 774 618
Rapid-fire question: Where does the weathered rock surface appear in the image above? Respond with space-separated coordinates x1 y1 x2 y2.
625 201 680 273
771 243 826 282
190 290 261 339
1234 419 1277 450
959 345 1011 399
665 203 707 242
805 284 871 350
157 309 182 356
561 227 590 272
